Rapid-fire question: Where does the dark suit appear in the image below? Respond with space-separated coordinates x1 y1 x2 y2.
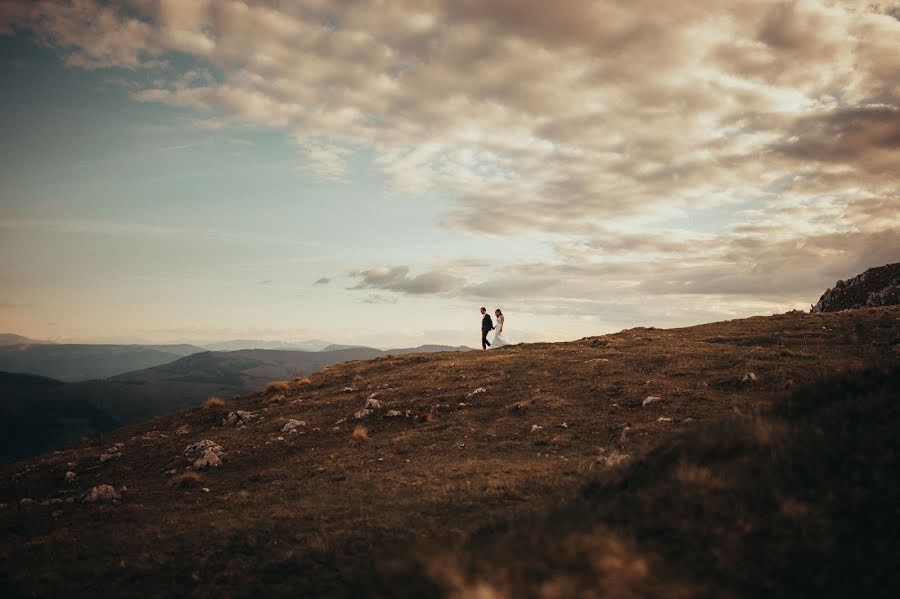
481 313 494 349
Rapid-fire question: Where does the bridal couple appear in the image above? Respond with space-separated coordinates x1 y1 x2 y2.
480 306 508 350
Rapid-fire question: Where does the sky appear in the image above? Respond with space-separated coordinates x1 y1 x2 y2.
0 0 898 348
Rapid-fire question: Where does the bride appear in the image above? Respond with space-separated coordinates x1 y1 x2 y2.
491 308 509 348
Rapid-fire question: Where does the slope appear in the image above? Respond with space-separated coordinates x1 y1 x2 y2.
1 307 897 598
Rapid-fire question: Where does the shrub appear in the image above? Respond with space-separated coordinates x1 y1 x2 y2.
351 425 370 442
203 396 225 409
265 380 290 394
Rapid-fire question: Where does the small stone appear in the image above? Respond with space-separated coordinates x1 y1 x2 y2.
384 410 403 418
65 471 77 482
342 387 358 393
530 424 543 433
458 402 467 407
354 408 372 419
377 457 384 462
595 448 630 467
560 422 568 428
281 419 306 433
276 436 284 441
193 450 222 470
682 417 695 423
466 387 487 399
49 498 63 505
657 417 673 423
201 487 210 493
642 396 661 407
83 484 121 503
19 498 34 506
741 372 758 384
364 397 384 410
99 452 119 463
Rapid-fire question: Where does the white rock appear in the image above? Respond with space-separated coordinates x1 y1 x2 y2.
354 408 373 419
193 449 222 469
595 448 630 467
281 419 306 433
741 372 758 384
342 387 358 393
83 484 121 503
364 397 384 410
530 424 543 433
65 471 76 482
466 387 487 399
202 487 210 493
642 396 661 407
385 410 403 418
657 417 673 423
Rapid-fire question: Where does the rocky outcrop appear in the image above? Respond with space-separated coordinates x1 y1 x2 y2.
811 263 900 312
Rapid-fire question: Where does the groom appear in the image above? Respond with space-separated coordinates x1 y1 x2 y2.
480 306 494 350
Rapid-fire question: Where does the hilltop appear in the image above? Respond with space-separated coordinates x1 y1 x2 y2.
812 262 900 312
1 307 898 597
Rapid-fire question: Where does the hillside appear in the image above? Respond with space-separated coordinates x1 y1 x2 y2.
2 307 898 597
0 334 50 346
811 262 900 312
0 343 205 382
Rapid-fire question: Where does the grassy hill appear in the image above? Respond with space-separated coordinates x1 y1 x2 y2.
1 307 897 597
0 343 205 382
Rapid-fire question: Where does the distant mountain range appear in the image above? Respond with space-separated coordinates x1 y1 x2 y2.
200 339 335 352
0 333 51 346
0 343 205 382
0 344 470 463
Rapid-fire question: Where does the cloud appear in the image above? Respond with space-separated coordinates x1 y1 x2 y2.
349 266 463 296
3 0 899 329
314 277 331 285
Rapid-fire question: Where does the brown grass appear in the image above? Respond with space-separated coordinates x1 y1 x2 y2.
203 396 225 409
2 306 898 598
351 425 370 443
293 376 313 385
265 380 290 394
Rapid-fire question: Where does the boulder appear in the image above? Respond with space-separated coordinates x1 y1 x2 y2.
222 410 255 426
193 450 222 470
280 419 306 432
83 484 121 503
364 397 384 410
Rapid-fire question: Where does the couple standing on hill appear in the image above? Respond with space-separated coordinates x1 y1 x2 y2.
480 307 508 350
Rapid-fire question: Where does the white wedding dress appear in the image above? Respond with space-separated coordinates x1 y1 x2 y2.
491 315 509 348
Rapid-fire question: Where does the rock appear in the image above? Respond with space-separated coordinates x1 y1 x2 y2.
202 487 210 493
530 424 543 433
49 498 63 505
65 471 76 482
65 497 75 504
83 485 121 503
682 417 695 423
354 408 373 419
193 450 222 469
657 417 673 423
741 372 757 384
811 263 900 312
99 452 120 463
222 410 255 426
466 387 487 398
642 396 661 407
559 422 569 429
184 439 223 457
596 448 630 467
364 397 384 410
342 387 358 393
385 410 403 418
175 424 190 435
19 498 34 507
281 419 306 433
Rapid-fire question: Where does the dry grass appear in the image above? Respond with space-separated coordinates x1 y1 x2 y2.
293 376 312 385
203 396 225 409
1 306 898 598
265 380 290 394
351 425 370 443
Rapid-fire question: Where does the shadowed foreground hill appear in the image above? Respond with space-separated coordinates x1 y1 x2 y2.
1 307 898 598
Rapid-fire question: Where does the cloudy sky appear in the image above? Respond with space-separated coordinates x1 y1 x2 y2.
0 0 898 347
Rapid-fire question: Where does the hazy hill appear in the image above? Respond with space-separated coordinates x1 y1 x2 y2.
201 339 335 352
2 306 897 597
0 343 205 382
0 333 50 346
